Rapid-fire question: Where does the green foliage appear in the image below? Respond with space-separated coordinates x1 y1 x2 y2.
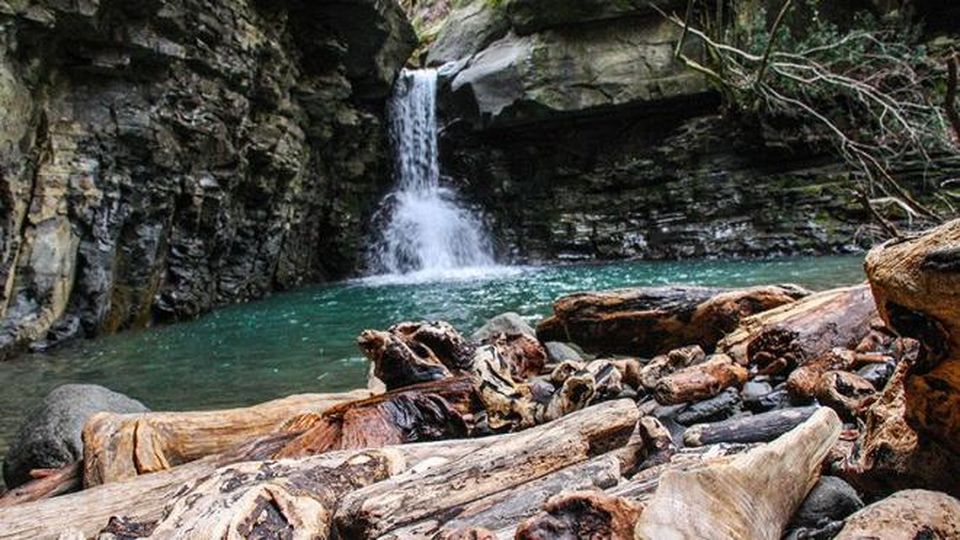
666 0 958 228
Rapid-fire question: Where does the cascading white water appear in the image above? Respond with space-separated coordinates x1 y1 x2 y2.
369 69 496 277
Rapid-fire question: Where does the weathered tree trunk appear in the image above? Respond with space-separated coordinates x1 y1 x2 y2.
683 406 819 446
718 285 877 375
0 462 80 508
333 399 640 539
636 408 841 540
515 491 642 540
100 450 405 539
274 377 479 458
865 219 960 455
537 284 809 357
82 390 369 487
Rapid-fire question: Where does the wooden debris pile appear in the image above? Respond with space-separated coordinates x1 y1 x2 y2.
1 221 959 539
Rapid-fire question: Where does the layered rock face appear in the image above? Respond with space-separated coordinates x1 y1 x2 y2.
428 0 953 262
0 0 416 357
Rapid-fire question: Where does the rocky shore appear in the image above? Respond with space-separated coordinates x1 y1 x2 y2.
1 220 958 538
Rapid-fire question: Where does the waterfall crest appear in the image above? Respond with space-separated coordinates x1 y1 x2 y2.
369 69 496 277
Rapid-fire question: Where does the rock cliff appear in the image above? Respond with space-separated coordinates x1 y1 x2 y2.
427 0 956 262
0 0 416 358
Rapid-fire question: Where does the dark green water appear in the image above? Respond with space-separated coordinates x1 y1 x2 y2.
0 256 866 456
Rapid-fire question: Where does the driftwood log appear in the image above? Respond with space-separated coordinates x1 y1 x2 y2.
865 219 960 454
843 220 960 496
82 390 369 487
386 455 623 539
653 353 748 405
719 285 877 375
0 462 80 508
358 321 477 390
275 377 478 458
101 450 405 539
636 408 841 539
0 429 523 539
683 406 819 446
333 399 640 538
536 285 808 357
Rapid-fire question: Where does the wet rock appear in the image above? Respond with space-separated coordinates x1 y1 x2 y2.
506 0 686 34
835 490 960 539
675 388 742 426
471 312 536 343
790 476 863 530
857 361 896 390
741 381 774 411
2 384 149 488
543 341 583 363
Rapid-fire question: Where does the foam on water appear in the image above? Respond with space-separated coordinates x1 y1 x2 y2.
369 69 499 277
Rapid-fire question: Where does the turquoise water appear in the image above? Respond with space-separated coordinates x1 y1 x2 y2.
0 256 866 456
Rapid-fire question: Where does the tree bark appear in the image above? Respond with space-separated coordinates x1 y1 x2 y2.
537 285 808 357
82 390 369 487
333 399 640 539
718 285 877 375
636 408 841 540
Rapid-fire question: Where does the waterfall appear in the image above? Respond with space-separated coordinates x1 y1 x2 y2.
368 69 496 277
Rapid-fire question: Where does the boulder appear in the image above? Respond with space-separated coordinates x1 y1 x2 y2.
835 490 960 539
471 312 536 343
789 476 863 530
427 0 511 66
543 341 583 363
445 17 709 129
2 385 148 488
674 388 742 426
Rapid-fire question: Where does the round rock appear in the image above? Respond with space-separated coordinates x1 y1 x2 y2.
471 312 537 343
2 384 149 487
544 341 583 363
790 476 863 529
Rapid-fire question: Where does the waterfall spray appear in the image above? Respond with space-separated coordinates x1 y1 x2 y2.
369 69 496 277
